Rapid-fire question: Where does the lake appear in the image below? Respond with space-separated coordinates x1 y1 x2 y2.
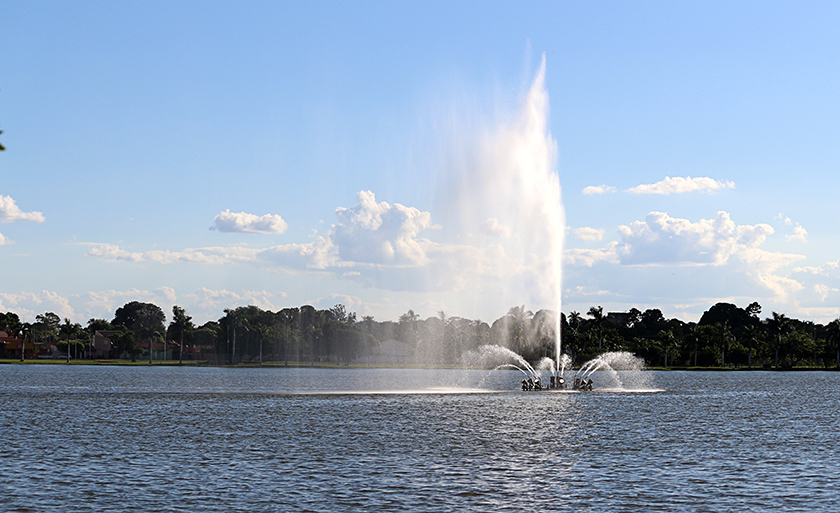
1 365 838 511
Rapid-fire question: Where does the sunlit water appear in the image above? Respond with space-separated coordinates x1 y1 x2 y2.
1 366 838 511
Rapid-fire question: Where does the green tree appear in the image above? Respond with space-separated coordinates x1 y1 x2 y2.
741 324 761 369
168 306 194 365
766 312 792 368
588 306 605 350
826 319 840 368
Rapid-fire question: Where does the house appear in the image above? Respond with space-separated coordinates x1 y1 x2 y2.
0 330 24 358
92 330 122 359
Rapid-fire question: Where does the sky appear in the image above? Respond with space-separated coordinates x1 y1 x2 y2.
2 1 840 326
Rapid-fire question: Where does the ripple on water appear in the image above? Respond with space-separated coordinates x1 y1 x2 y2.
1 367 839 511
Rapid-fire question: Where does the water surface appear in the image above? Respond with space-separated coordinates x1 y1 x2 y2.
1 366 837 511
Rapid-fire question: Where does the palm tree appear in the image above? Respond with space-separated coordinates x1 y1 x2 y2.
741 324 760 369
565 311 582 362
826 318 840 369
507 305 533 354
170 306 193 365
714 321 734 367
767 312 791 368
658 329 678 367
588 306 605 350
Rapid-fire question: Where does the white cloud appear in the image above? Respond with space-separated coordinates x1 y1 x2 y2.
332 190 436 266
480 218 511 238
211 209 288 234
81 287 178 320
0 195 45 245
184 287 283 314
0 290 75 321
574 227 605 241
582 185 616 195
0 195 45 223
85 243 260 265
786 224 808 243
564 242 619 267
617 211 774 266
814 284 837 302
561 210 812 316
627 176 735 195
794 260 840 276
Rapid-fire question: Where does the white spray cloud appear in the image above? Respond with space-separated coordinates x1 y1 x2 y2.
442 54 564 317
480 218 512 238
211 209 288 234
627 176 735 195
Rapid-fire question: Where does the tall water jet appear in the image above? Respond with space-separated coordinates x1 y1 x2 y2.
441 53 564 365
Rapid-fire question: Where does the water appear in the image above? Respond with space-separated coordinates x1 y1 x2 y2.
2 366 839 511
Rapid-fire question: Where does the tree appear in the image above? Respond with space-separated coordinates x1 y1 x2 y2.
658 329 678 367
588 306 605 350
168 306 194 365
111 331 140 361
35 312 61 342
506 305 534 355
767 312 792 368
827 319 840 369
713 321 735 366
741 325 761 369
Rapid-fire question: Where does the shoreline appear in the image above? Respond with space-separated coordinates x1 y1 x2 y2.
1 359 837 371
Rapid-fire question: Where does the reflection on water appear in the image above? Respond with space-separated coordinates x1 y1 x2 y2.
1 366 839 511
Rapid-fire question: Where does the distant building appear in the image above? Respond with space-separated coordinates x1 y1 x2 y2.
92 330 122 359
0 330 24 358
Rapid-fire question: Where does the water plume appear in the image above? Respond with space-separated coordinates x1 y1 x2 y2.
441 54 565 367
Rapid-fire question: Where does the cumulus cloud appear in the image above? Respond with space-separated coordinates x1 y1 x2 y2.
184 287 282 314
81 287 178 320
786 224 808 243
332 190 436 266
564 242 619 267
480 218 511 238
211 209 288 234
574 227 605 241
0 195 45 245
562 210 813 316
617 211 773 266
627 176 735 195
0 195 45 223
582 185 616 195
85 190 441 275
0 290 75 321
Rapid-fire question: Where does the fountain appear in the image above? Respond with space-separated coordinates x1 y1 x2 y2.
461 344 653 392
447 57 651 392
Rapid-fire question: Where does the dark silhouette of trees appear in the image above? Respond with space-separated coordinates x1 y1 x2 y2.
6 297 840 369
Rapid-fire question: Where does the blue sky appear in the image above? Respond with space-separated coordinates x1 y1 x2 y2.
2 1 839 325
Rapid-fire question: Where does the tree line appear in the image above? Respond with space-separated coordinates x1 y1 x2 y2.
2 300 839 368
